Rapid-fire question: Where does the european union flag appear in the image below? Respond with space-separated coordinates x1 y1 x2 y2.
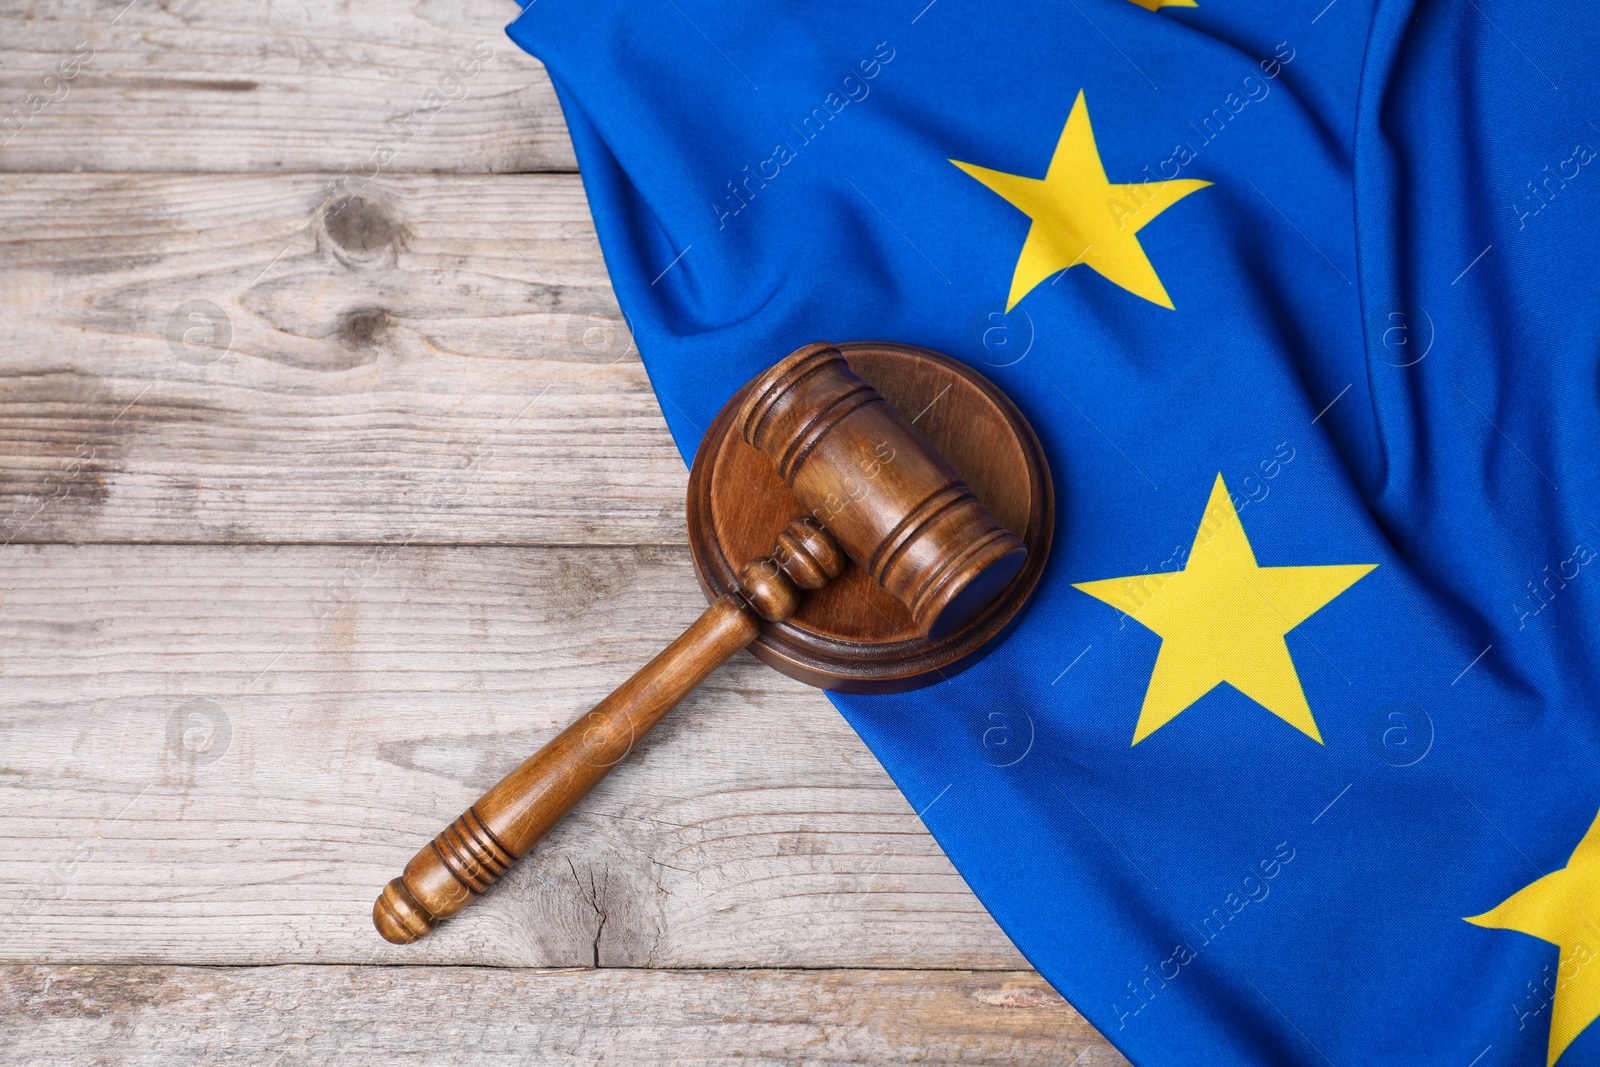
507 1 1600 1063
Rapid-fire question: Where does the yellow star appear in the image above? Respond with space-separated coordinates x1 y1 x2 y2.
1468 807 1600 1066
1125 0 1198 9
1074 475 1376 745
950 89 1211 311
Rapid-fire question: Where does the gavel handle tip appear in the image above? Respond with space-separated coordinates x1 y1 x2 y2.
374 877 436 945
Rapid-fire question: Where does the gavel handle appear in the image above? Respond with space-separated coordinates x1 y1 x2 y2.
373 594 757 943
374 519 845 944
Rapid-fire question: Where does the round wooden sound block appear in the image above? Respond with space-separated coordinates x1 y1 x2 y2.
687 342 1053 693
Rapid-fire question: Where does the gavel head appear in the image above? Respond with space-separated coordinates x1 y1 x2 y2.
738 343 1027 638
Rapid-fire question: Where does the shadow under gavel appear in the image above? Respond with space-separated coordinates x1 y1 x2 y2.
374 342 1027 944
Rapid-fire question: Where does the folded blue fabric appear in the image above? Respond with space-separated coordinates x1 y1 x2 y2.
508 2 1600 1063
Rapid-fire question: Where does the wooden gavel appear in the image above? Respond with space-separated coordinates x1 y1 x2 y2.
374 342 1027 944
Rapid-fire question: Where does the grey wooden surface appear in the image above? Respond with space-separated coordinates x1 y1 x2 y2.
0 966 1127 1067
0 1 1127 1062
0 0 574 173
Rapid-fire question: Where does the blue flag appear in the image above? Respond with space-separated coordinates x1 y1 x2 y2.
507 1 1600 1063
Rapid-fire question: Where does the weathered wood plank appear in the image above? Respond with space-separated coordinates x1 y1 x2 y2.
0 172 689 546
0 965 1128 1066
0 543 1029 970
0 0 574 173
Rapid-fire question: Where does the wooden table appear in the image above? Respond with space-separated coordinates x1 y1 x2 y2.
0 2 1126 1062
